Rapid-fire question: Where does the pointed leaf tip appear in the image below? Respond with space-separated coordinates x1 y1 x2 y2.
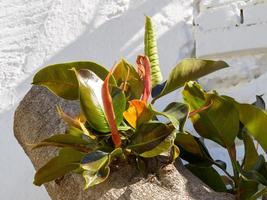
144 16 162 87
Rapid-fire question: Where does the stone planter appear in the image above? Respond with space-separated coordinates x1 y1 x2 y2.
14 86 234 200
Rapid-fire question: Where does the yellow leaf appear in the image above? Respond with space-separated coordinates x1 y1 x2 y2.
123 100 153 128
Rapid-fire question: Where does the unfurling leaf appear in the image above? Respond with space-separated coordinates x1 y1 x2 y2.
144 16 162 87
123 100 153 128
136 55 152 103
102 69 121 148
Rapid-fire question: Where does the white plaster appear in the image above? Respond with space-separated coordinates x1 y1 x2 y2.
244 2 267 24
0 0 194 199
195 4 240 29
2 0 267 199
195 0 267 57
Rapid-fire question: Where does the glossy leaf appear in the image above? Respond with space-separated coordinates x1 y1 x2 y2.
34 148 85 186
144 16 162 87
235 103 267 151
127 122 175 154
123 100 153 128
81 150 109 172
153 59 229 101
186 164 227 192
183 81 239 148
175 132 212 165
150 102 189 131
75 69 109 132
111 87 126 126
140 133 175 158
33 61 115 100
243 133 258 170
112 59 143 99
81 149 122 189
31 134 94 152
83 166 110 189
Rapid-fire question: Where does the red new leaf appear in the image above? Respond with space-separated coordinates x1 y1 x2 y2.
136 55 151 104
101 69 121 148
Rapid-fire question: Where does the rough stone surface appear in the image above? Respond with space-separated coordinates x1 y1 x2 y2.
14 86 234 200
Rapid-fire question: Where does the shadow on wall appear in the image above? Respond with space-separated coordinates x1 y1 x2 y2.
0 0 194 199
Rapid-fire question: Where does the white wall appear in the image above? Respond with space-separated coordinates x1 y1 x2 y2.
2 0 267 199
0 0 195 199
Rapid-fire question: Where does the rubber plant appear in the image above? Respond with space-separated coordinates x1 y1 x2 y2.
31 16 267 199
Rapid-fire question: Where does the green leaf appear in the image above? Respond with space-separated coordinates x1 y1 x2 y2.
183 81 239 148
33 61 115 100
111 87 126 126
235 103 267 151
80 150 109 172
150 102 189 131
31 134 95 152
81 149 122 189
34 148 85 186
240 169 267 186
153 59 229 101
127 122 175 154
140 133 175 158
112 59 143 99
74 69 109 133
186 164 227 192
144 16 162 87
109 148 123 162
238 179 259 200
175 132 212 165
243 133 258 170
83 165 110 189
